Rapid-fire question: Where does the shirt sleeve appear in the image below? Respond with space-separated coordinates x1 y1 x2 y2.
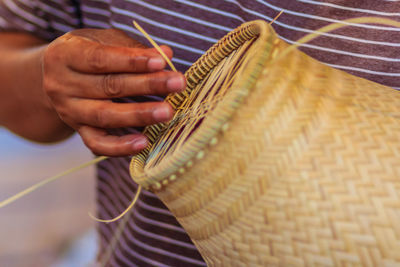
0 0 82 41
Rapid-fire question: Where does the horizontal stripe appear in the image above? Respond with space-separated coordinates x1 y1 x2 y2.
297 0 400 16
126 219 196 250
223 0 400 46
123 224 206 265
0 16 8 27
89 0 110 3
99 207 202 266
82 16 110 28
125 216 198 249
81 4 111 17
131 206 187 233
174 0 245 22
110 21 206 54
50 20 77 33
273 22 400 47
252 0 400 31
172 57 193 66
97 179 167 220
3 0 47 28
97 184 186 235
280 35 400 62
115 232 171 267
126 0 233 32
111 6 219 43
0 10 36 31
101 226 170 267
325 62 400 77
98 174 133 208
137 200 174 217
18 0 79 24
141 189 164 199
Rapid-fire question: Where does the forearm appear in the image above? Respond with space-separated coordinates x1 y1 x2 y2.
0 32 74 143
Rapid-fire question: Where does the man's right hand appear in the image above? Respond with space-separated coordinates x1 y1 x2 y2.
40 29 186 156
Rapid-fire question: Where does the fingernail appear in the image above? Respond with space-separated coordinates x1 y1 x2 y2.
153 106 172 121
167 75 185 92
132 136 148 150
148 57 165 70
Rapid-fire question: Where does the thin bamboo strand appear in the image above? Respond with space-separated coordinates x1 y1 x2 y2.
269 10 284 25
0 156 108 208
133 21 177 72
98 206 135 267
89 185 142 223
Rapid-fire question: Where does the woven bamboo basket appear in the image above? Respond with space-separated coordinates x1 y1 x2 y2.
130 20 400 266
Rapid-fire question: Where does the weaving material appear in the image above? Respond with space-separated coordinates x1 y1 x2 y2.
130 20 400 266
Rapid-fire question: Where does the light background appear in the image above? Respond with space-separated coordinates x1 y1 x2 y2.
0 128 96 266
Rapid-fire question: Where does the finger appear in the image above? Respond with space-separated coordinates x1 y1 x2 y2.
70 100 174 128
78 126 148 156
158 45 173 59
70 71 186 98
66 39 172 73
70 29 148 48
68 29 174 56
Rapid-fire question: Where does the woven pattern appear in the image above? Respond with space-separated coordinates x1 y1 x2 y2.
131 20 400 266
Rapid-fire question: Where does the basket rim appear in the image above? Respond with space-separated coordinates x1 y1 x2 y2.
130 20 275 191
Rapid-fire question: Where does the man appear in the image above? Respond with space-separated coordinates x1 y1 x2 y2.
0 1 399 266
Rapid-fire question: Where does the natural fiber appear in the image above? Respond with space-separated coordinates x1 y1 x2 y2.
0 156 108 208
130 19 400 266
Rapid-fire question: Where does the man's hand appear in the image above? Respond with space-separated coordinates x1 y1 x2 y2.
41 29 185 156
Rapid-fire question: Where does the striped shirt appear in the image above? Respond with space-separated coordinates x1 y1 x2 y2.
1 1 399 266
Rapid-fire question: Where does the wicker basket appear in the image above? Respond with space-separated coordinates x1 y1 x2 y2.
130 20 400 266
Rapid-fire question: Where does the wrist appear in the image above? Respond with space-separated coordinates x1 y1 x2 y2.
0 40 74 142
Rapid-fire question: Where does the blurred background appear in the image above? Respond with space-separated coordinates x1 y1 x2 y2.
0 128 97 266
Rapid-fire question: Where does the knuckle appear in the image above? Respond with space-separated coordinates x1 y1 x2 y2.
86 45 107 71
159 72 171 91
41 75 52 91
59 31 75 41
41 48 64 97
126 52 143 71
42 76 59 98
45 35 70 59
147 73 166 94
134 108 151 125
57 108 68 120
94 108 112 128
42 45 60 68
141 76 152 94
54 104 74 125
106 28 125 35
102 75 122 97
